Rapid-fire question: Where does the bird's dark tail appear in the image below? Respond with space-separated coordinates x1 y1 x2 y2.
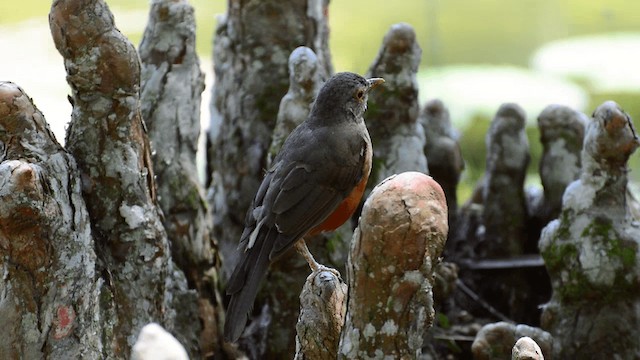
224 233 272 342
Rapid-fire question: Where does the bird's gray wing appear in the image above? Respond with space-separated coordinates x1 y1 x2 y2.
267 139 367 257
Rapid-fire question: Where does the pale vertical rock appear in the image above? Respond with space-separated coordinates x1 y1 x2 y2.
458 104 532 324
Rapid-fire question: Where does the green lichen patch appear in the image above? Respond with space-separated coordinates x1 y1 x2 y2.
550 216 640 304
582 217 637 270
541 240 577 273
555 210 573 240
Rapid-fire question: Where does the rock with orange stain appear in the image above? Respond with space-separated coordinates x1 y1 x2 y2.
339 171 447 358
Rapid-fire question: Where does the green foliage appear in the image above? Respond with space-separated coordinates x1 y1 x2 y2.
4 0 640 76
329 0 640 73
457 114 490 201
436 312 450 329
525 125 543 178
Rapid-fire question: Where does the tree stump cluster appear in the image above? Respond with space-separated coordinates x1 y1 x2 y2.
1 0 638 359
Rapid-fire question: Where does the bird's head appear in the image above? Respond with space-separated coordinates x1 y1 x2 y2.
310 72 384 124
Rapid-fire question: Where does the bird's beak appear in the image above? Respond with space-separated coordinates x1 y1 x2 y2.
367 78 385 92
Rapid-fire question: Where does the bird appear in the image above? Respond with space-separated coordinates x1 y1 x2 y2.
224 72 384 342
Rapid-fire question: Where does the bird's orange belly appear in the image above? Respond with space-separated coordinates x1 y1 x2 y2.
308 174 369 236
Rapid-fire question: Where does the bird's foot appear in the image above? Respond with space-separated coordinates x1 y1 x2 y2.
295 239 318 269
294 239 342 280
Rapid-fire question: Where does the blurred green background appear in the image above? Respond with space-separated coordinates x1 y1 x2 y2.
2 0 639 202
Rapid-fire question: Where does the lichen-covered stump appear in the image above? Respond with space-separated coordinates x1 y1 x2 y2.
139 0 222 355
140 0 213 285
529 105 586 236
539 101 640 359
471 322 552 360
420 98 464 231
365 23 428 194
50 0 197 355
456 103 533 324
481 103 530 257
295 270 348 360
338 172 447 359
0 82 101 358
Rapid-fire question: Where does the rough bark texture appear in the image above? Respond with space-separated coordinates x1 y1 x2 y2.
50 0 198 356
481 103 530 257
365 23 428 195
528 105 586 241
539 101 640 359
294 270 347 360
338 172 447 359
209 0 333 357
0 82 101 358
138 0 222 356
471 322 551 360
420 98 464 233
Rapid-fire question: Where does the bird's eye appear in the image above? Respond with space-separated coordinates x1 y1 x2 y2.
356 89 365 100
